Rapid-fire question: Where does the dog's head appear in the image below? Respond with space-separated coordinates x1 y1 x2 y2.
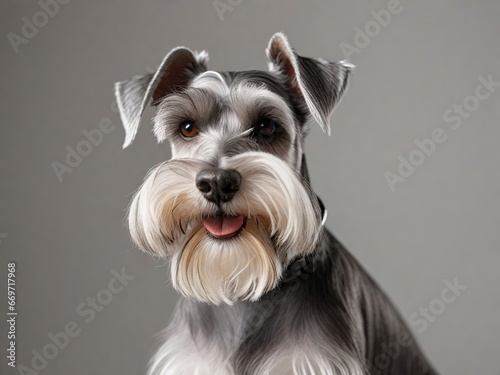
115 33 353 305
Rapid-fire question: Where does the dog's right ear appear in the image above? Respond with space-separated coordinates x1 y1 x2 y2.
114 47 208 148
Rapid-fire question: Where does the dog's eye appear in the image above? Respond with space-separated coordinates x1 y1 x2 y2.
179 121 199 138
253 118 277 140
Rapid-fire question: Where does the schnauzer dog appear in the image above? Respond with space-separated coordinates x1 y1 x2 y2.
115 33 437 375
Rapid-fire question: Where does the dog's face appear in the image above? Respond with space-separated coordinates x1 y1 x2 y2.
115 33 352 305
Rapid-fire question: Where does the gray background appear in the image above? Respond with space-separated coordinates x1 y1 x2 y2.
1 1 499 374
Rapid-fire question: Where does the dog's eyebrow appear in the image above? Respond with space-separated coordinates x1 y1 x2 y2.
190 71 230 98
229 83 297 132
153 87 223 142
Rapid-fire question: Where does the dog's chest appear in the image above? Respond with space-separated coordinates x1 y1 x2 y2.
168 309 363 375
153 275 364 374
251 345 363 375
176 338 363 375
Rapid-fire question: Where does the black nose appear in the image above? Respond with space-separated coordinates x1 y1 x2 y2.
196 168 241 204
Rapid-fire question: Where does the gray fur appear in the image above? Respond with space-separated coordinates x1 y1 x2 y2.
267 32 354 135
115 32 437 375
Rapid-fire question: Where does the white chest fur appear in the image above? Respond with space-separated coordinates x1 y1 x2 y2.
148 330 364 375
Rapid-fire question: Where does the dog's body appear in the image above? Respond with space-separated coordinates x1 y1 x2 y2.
147 231 436 375
115 33 437 374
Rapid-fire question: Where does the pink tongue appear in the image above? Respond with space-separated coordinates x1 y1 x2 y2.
203 215 245 237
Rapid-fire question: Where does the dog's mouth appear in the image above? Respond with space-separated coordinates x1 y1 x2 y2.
202 214 246 239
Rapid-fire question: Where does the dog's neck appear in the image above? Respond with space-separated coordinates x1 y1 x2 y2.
280 198 326 283
281 153 328 284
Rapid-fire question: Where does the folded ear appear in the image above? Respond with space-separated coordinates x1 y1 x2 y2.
266 32 354 135
114 47 208 148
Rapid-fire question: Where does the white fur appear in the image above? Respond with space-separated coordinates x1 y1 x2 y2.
148 320 364 375
147 326 235 375
190 70 230 97
128 151 320 305
259 346 364 375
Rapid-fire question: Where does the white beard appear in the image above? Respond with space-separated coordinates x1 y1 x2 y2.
128 151 321 305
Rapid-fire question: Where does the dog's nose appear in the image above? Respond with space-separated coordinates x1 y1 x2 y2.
196 168 241 204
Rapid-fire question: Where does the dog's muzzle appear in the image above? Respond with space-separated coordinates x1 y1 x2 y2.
128 152 323 304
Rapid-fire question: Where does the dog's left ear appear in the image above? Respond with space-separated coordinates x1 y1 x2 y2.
114 48 208 148
266 33 354 134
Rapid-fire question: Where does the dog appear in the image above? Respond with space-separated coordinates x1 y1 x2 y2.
114 32 437 375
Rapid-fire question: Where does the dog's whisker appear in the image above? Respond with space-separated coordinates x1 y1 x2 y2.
238 128 254 137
